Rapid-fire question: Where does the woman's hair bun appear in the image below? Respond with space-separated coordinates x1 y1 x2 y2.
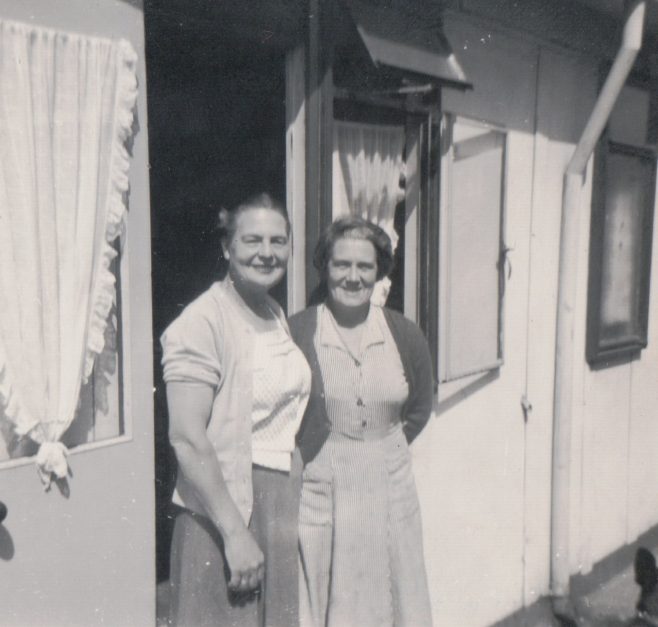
215 193 290 244
216 207 231 233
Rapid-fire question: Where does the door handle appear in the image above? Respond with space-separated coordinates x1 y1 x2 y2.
0 501 7 524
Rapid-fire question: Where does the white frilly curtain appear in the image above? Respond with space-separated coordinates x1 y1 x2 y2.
332 120 405 305
0 20 138 487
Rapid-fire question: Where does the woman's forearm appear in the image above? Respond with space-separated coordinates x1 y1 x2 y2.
166 384 263 590
171 435 247 539
171 433 265 591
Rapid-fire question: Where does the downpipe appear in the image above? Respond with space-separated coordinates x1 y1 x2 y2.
550 0 646 622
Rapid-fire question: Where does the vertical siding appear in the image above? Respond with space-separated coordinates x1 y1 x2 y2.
626 205 658 540
565 62 658 575
626 191 658 539
417 12 658 624
413 17 538 626
580 365 632 566
416 9 658 626
525 48 599 583
574 166 658 572
524 51 569 604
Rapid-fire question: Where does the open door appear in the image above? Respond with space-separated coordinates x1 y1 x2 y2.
0 1 155 624
144 0 303 588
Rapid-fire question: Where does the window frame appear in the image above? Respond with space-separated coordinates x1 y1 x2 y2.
305 0 470 379
319 89 511 384
586 138 657 365
586 70 658 366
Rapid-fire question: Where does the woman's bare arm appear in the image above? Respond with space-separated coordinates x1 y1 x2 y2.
167 382 264 591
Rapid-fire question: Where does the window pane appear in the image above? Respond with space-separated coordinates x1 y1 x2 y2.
332 118 406 306
441 119 505 380
599 148 654 346
62 306 122 447
0 257 123 462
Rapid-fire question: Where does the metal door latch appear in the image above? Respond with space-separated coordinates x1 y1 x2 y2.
521 394 533 423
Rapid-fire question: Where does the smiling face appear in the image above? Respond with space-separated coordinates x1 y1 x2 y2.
326 237 378 311
223 207 290 295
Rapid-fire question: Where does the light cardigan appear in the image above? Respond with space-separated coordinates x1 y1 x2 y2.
289 305 435 465
160 278 289 524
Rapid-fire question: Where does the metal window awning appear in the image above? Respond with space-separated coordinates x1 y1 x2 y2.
340 0 472 90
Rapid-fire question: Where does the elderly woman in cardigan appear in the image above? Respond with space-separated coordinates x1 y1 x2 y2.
290 216 434 627
161 193 311 626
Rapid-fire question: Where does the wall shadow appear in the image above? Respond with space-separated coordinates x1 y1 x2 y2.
436 368 500 416
0 526 15 561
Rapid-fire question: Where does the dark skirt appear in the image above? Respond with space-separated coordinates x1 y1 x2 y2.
168 454 301 627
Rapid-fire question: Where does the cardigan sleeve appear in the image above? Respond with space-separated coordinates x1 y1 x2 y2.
388 313 434 443
289 307 332 464
160 295 223 389
404 326 434 442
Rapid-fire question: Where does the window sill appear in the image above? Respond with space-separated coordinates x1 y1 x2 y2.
0 434 132 471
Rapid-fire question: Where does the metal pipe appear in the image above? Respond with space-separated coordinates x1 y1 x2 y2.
551 0 646 607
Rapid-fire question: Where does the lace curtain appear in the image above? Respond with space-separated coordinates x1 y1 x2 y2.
332 120 405 304
0 20 138 487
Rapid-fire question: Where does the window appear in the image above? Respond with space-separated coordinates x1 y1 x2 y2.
331 99 408 309
586 80 657 365
438 115 507 381
0 255 124 463
329 97 438 329
62 257 124 449
302 0 469 327
0 24 135 469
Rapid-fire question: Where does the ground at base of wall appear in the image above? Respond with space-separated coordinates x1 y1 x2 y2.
494 590 641 627
495 555 654 627
569 535 658 627
155 547 656 627
508 574 649 627
573 565 643 627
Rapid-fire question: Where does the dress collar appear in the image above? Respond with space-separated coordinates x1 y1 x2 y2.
318 304 385 352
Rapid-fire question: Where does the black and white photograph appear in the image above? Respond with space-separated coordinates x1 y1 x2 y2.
1 1 658 626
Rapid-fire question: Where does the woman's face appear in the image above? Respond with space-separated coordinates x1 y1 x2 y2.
224 208 290 294
326 237 378 310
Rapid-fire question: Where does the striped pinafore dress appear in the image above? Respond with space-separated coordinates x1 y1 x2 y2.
298 305 432 627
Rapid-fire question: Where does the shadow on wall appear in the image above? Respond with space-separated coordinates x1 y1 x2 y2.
0 526 14 561
436 368 500 416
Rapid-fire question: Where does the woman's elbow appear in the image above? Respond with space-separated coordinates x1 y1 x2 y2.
169 430 206 462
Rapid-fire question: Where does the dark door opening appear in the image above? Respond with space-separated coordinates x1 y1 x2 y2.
144 2 294 582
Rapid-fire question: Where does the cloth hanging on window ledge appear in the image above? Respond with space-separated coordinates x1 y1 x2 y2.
0 20 138 488
332 120 405 305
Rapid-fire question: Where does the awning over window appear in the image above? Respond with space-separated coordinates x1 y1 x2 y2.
340 0 471 90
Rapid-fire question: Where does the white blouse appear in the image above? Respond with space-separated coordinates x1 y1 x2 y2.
251 317 311 471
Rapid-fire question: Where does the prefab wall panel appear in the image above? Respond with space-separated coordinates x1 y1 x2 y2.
413 13 658 626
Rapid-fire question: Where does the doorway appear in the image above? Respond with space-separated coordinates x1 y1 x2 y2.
144 1 295 583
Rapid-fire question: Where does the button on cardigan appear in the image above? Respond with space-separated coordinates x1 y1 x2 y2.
289 305 435 465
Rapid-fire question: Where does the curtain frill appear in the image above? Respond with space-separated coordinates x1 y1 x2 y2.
0 22 138 488
84 41 138 382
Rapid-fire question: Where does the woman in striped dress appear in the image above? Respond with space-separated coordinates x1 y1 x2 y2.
289 217 434 627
